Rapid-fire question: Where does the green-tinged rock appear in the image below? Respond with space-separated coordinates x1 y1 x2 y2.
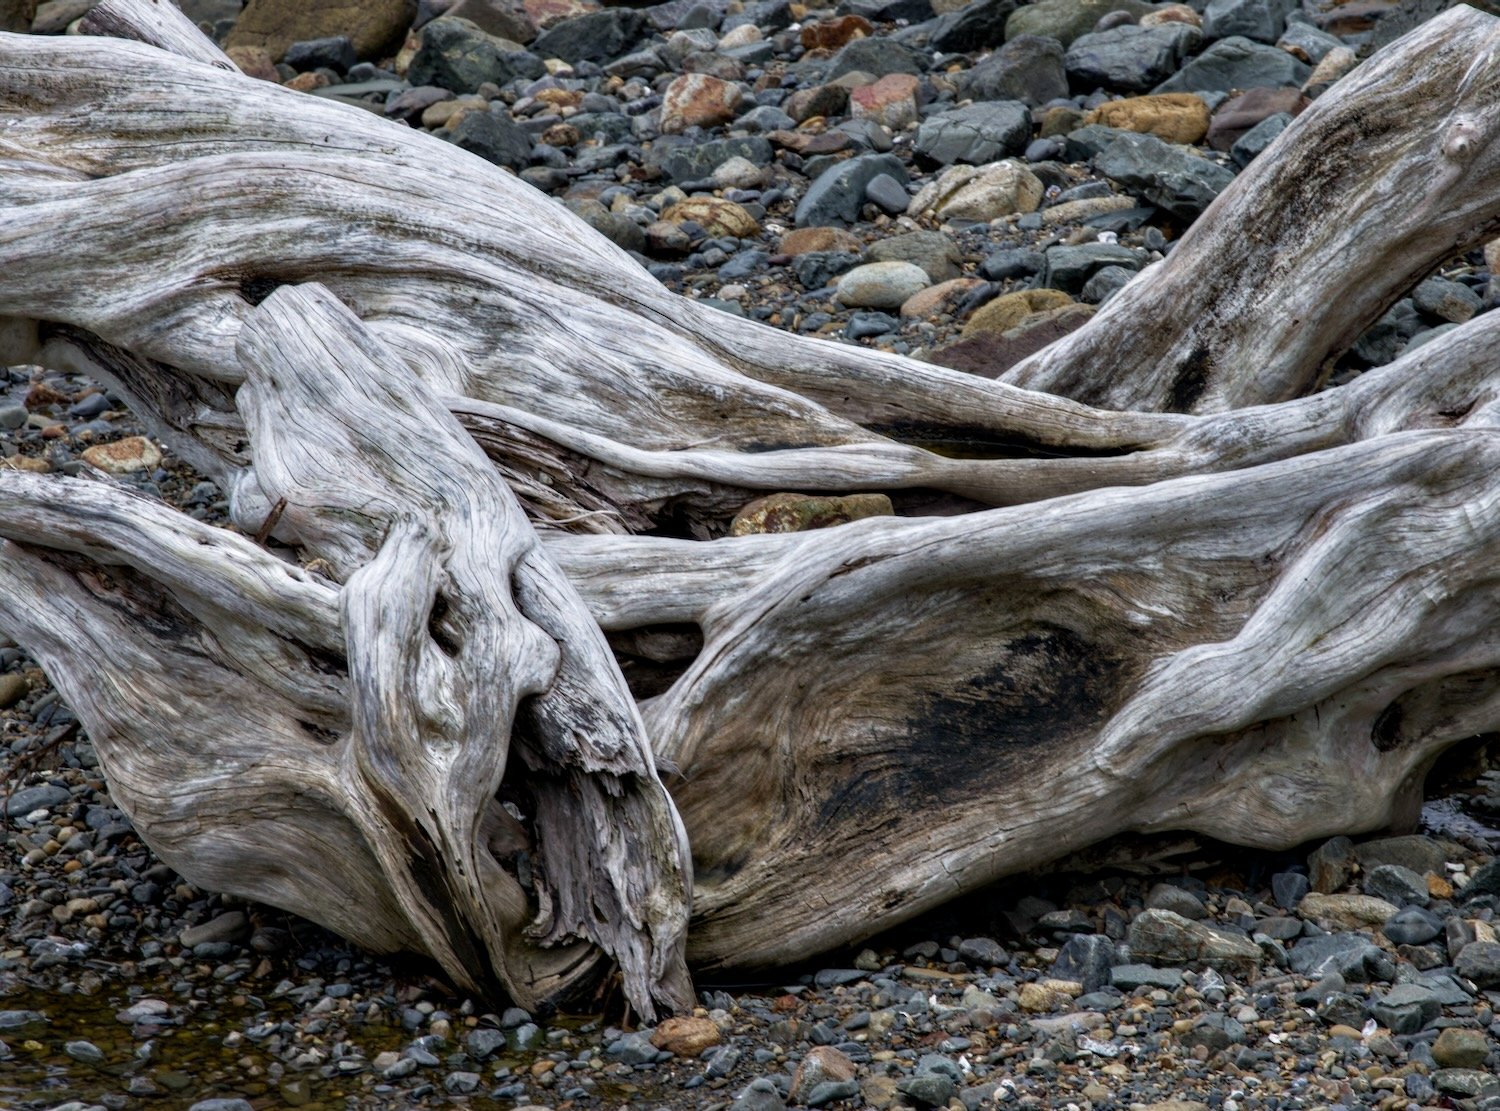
868 230 963 283
730 492 893 536
0 672 27 710
1004 0 1156 46
1127 908 1262 977
1431 1026 1491 1069
962 288 1074 337
1297 892 1399 930
226 0 410 61
1432 1068 1500 1098
407 17 546 95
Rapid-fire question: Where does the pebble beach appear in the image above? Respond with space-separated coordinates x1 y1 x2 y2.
4 0 1500 1107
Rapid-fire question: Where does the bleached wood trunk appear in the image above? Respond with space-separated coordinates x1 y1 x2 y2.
4 0 1500 1010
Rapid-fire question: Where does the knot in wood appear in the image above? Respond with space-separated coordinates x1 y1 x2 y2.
1443 118 1482 163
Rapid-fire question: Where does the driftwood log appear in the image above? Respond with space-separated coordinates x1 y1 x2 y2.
4 0 1500 1016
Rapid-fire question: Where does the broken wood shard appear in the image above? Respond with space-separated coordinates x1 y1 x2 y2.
3 0 1500 1012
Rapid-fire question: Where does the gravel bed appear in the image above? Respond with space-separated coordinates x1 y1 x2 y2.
7 0 1500 1106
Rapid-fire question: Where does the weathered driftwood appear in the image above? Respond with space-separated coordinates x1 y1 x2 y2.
4 1 1500 1010
1000 11 1500 412
75 0 237 67
235 285 692 1014
1 284 695 1017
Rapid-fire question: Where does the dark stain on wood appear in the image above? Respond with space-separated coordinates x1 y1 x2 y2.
297 719 341 745
1371 700 1406 752
427 592 461 658
815 625 1125 829
872 422 1139 459
365 777 505 996
239 277 284 306
1167 343 1214 414
694 847 751 885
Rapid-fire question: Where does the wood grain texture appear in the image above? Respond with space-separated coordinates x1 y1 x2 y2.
4 6 1500 1004
232 285 692 1016
78 0 237 68
1000 7 1500 412
645 427 1500 964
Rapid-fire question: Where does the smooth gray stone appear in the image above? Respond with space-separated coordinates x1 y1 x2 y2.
980 246 1043 281
721 0 795 33
1272 872 1310 911
1051 934 1117 993
532 8 647 62
806 1079 860 1106
1230 111 1291 168
64 1039 104 1063
795 153 909 227
1065 23 1201 93
179 910 248 948
1369 984 1440 1035
865 172 911 214
733 1077 787 1111
1459 857 1500 903
1364 863 1430 908
1042 242 1147 294
1288 933 1395 983
737 104 795 131
1003 0 1154 46
956 936 1008 967
1094 131 1236 218
1382 906 1444 947
407 17 545 93
1061 123 1130 162
961 33 1066 106
1404 323 1460 354
1417 969 1474 1005
605 1030 658 1065
1413 276 1481 322
914 101 1031 166
283 34 356 72
899 1072 957 1107
928 0 1019 53
1154 35 1310 94
1454 940 1500 989
446 109 533 170
844 0 934 20
466 1028 505 1059
1081 264 1134 303
1202 0 1295 43
1276 20 1345 63
824 37 926 81
1354 834 1448 876
3 783 70 815
1110 963 1183 990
